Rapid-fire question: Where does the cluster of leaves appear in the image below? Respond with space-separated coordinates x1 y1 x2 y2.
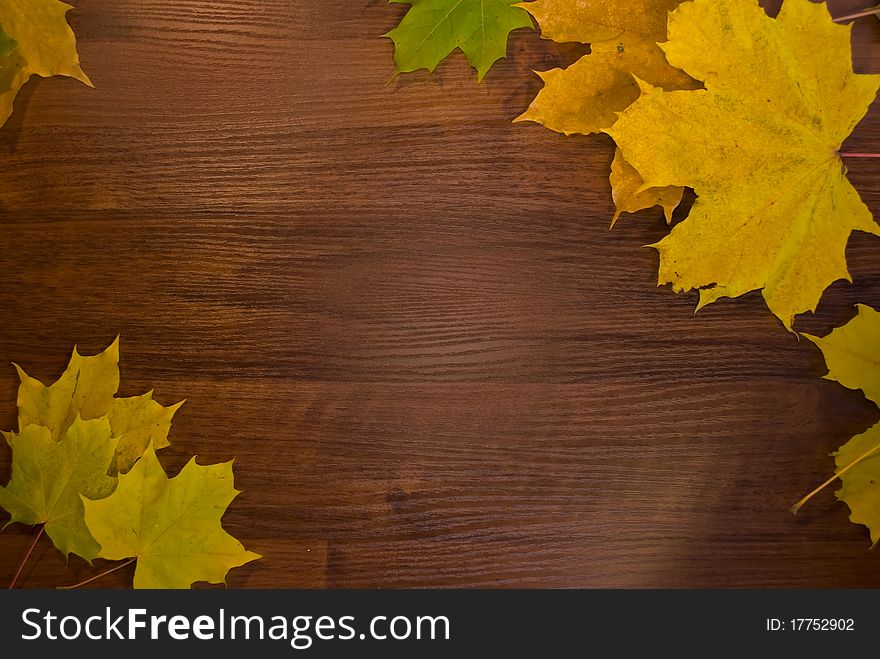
517 0 695 227
796 307 880 543
0 3 263 589
385 0 880 543
0 340 260 588
0 0 91 127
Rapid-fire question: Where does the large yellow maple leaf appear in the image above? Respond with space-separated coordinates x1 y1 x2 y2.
608 0 880 331
516 0 693 222
0 0 92 127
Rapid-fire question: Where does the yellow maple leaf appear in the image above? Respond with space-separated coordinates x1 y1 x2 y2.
516 0 692 221
13 338 120 442
0 0 92 127
805 305 880 406
8 338 182 473
610 148 682 227
833 422 880 546
83 444 261 589
608 0 880 331
515 12 690 135
107 392 184 475
517 0 679 44
794 306 880 545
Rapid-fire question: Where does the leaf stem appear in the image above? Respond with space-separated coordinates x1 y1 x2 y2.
833 6 880 22
839 153 880 158
57 558 136 590
790 441 880 515
8 526 44 589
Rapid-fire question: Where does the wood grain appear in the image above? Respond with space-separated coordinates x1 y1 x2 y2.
1 0 880 588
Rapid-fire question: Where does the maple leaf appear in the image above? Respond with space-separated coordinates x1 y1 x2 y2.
805 305 880 406
832 422 880 546
516 0 692 220
12 338 120 442
610 148 682 227
107 392 184 475
0 0 92 127
0 418 117 561
82 444 260 589
516 2 691 135
793 306 880 544
385 0 533 81
607 0 880 331
517 0 680 44
9 338 182 473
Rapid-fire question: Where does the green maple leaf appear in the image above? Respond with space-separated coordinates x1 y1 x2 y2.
9 338 182 473
0 418 117 561
385 0 533 81
83 444 260 589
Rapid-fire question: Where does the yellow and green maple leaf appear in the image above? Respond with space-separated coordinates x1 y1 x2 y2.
0 339 183 563
10 338 182 474
0 418 117 561
83 444 261 589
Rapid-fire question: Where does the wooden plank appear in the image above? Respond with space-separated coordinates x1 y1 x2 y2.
0 0 879 588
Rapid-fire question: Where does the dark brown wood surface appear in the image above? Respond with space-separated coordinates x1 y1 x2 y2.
1 0 879 589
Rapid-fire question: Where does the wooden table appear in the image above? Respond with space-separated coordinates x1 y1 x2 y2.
1 0 879 588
